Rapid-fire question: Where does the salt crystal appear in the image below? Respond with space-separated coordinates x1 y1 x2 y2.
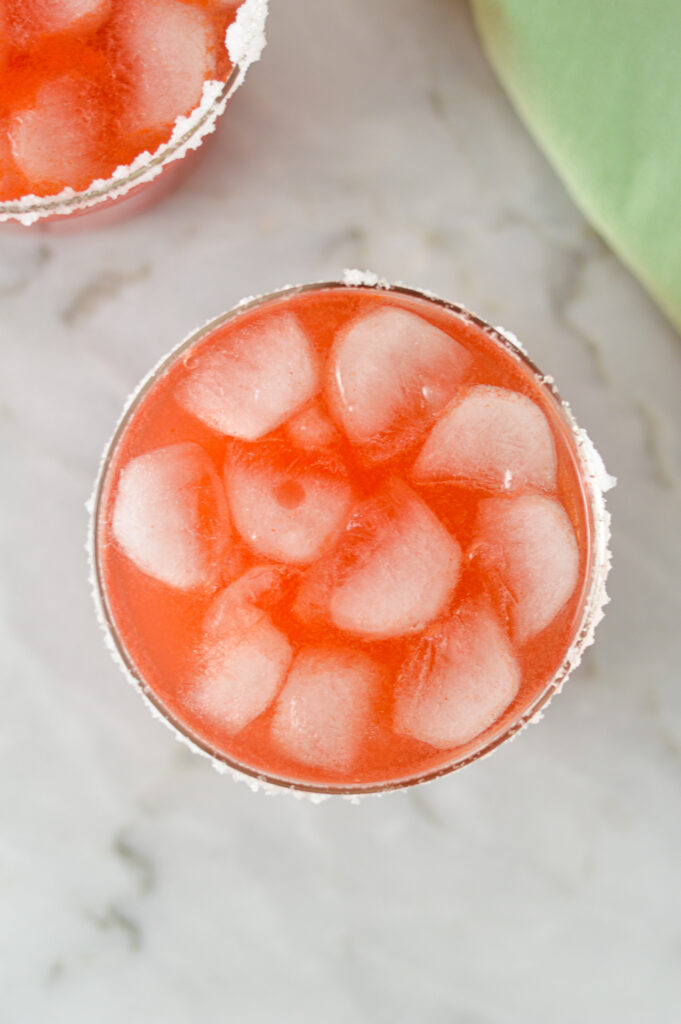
225 451 353 565
328 307 470 459
9 76 106 191
225 0 267 66
112 442 230 589
394 602 521 749
115 0 217 135
413 385 557 491
475 495 580 642
329 481 461 639
178 312 319 440
271 647 381 771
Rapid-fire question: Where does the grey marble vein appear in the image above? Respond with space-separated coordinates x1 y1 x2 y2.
61 264 152 327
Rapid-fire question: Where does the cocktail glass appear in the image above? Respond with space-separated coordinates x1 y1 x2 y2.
91 276 613 796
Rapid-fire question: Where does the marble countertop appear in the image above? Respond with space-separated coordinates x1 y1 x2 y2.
1 2 680 1021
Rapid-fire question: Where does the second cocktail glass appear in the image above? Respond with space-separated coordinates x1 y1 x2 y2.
0 0 268 226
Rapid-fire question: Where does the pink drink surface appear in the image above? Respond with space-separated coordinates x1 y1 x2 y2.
0 0 240 201
97 286 593 790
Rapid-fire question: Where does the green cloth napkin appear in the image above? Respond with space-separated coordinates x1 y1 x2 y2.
472 0 681 332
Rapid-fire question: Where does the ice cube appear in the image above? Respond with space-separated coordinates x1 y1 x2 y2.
329 481 461 639
0 126 25 200
327 307 470 459
290 557 333 628
285 402 338 450
9 76 106 192
393 602 521 749
177 312 319 441
225 450 353 566
115 0 217 136
475 495 580 642
204 564 289 634
191 584 293 735
271 647 382 772
112 442 230 589
413 385 557 492
9 0 112 39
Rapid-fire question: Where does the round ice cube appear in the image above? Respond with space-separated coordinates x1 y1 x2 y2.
328 307 470 460
0 126 25 200
191 590 293 736
115 0 219 136
271 647 382 772
413 385 557 491
224 450 353 566
203 565 289 635
475 495 580 642
9 76 107 192
111 442 230 589
8 0 112 41
328 481 462 639
285 402 338 450
394 602 521 749
178 312 319 441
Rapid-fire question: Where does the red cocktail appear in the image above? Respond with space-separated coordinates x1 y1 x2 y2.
92 278 612 795
0 0 268 225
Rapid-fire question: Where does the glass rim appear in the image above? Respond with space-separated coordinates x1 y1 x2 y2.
90 277 613 798
0 0 267 223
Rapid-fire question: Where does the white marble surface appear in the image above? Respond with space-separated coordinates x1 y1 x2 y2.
1 2 680 1021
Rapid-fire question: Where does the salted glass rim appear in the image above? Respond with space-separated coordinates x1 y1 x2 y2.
0 0 268 222
90 279 612 797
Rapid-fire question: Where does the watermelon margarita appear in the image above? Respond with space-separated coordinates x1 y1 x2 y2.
0 0 267 224
92 280 612 794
